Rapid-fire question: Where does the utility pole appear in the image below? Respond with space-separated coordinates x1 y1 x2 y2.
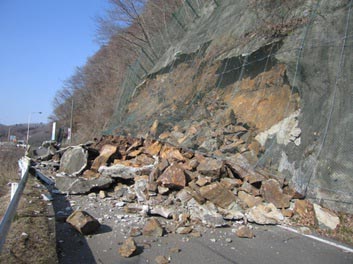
69 98 74 144
26 111 42 146
7 127 11 142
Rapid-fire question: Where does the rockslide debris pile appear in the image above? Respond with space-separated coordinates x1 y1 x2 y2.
35 131 340 247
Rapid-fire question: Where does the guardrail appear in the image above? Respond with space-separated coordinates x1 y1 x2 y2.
0 157 30 252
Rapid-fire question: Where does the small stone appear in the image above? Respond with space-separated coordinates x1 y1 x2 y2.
220 178 242 190
99 190 107 199
115 201 125 207
176 226 193 234
129 227 142 237
210 238 217 243
169 247 181 254
158 186 170 195
190 231 202 237
299 227 312 235
88 193 97 199
282 208 294 218
118 237 137 258
143 218 164 237
225 238 232 243
155 255 169 264
196 177 212 187
236 226 255 238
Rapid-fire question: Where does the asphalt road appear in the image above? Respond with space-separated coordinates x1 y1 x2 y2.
52 193 353 264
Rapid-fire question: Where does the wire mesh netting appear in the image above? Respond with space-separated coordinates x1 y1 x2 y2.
106 0 353 211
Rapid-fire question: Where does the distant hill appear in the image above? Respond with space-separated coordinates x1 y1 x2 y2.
0 123 52 146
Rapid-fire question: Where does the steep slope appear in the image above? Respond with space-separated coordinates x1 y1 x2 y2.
108 0 353 213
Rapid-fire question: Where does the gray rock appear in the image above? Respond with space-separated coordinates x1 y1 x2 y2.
60 146 88 175
246 203 284 225
98 163 155 179
55 176 113 194
313 203 340 230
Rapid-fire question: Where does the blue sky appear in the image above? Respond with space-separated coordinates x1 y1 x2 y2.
0 0 108 125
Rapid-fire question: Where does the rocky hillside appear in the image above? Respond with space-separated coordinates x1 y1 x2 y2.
106 0 353 213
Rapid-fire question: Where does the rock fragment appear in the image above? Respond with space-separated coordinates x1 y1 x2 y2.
157 164 186 189
236 225 255 238
313 203 340 230
197 158 224 178
199 182 237 208
60 146 88 175
246 203 284 225
91 144 117 171
118 237 137 258
66 210 100 235
261 179 291 208
155 255 169 264
143 218 164 237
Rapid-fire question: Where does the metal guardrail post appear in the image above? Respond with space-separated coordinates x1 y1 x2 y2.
0 157 30 252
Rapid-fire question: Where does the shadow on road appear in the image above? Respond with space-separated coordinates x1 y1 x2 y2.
51 192 97 264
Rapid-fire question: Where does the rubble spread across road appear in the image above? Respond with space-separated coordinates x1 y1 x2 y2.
33 134 342 260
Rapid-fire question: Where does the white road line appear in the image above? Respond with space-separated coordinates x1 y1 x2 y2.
278 225 353 253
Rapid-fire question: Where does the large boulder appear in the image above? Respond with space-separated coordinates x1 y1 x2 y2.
60 146 88 175
55 175 113 194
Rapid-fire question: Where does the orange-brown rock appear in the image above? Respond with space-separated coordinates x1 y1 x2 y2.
236 226 255 238
199 182 237 208
118 237 137 258
224 64 299 132
66 210 100 235
160 146 186 163
91 144 117 172
82 169 100 180
157 164 186 189
143 218 164 237
294 200 313 218
220 178 242 190
238 191 263 208
144 141 162 156
184 186 206 204
261 179 291 208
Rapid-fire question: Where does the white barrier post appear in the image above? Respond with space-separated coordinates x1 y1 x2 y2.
10 183 18 200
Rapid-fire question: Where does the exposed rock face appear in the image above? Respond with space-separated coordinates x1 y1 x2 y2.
66 210 100 235
60 146 88 175
102 0 353 213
